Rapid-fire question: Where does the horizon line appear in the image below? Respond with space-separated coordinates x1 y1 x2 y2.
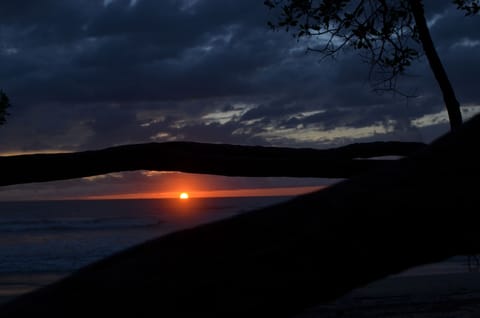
78 185 327 201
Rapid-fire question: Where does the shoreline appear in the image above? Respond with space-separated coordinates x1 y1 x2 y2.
0 273 67 306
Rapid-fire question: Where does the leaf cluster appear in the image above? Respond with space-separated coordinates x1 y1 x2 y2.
453 0 480 15
265 0 476 90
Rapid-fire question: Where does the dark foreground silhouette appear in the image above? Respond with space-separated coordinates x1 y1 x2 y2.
0 141 425 186
0 116 479 317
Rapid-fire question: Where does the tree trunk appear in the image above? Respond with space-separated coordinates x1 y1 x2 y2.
0 141 425 186
409 0 463 131
0 115 478 317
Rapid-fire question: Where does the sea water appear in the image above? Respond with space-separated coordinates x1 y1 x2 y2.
0 197 287 301
0 197 474 302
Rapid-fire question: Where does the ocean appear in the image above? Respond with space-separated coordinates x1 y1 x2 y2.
0 197 288 301
0 197 475 303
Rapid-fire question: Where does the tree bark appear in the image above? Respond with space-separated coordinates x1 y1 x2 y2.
0 115 478 317
409 0 463 131
0 141 425 186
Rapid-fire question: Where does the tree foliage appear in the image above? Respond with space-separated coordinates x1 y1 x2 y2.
266 0 419 87
0 90 10 125
454 0 480 15
265 0 477 88
265 0 478 130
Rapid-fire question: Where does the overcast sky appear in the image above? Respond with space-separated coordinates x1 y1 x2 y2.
0 0 479 200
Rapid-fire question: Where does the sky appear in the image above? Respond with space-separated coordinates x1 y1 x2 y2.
0 0 479 200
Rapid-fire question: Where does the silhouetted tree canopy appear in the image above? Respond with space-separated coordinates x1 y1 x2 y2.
265 0 479 131
454 0 480 15
0 90 10 125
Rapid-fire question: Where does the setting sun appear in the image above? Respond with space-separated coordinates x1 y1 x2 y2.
179 192 189 200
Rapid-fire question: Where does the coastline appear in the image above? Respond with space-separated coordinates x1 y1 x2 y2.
0 273 67 306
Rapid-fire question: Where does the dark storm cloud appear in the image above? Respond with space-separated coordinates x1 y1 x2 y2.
1 0 479 201
1 0 276 103
0 0 479 155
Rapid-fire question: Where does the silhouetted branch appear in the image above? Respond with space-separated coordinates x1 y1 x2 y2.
0 141 426 186
1 116 478 317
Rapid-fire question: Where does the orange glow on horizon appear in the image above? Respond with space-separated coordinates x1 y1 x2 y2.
78 185 326 200
179 192 189 199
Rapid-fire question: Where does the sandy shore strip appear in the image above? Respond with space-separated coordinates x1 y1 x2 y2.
296 272 480 317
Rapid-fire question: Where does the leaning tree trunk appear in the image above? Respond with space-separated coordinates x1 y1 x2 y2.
0 141 425 186
409 0 463 131
1 115 479 318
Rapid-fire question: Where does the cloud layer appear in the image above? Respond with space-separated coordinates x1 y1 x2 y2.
0 0 479 199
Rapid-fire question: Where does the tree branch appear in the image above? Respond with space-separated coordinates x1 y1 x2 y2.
0 141 426 186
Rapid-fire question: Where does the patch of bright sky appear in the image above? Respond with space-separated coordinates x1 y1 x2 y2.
195 27 237 55
202 103 254 125
140 118 164 128
452 38 480 49
83 172 124 182
197 104 323 128
1 47 18 55
257 123 394 144
141 171 181 177
178 0 202 13
0 29 19 56
411 105 480 128
0 149 73 156
150 132 181 142
295 32 344 53
103 0 138 7
170 119 188 129
427 13 446 28
242 118 264 126
136 110 167 127
257 106 480 145
287 110 325 120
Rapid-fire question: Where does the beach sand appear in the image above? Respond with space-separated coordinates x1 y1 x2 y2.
296 272 480 317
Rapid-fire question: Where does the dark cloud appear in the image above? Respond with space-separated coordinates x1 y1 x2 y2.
0 0 478 181
0 0 479 201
